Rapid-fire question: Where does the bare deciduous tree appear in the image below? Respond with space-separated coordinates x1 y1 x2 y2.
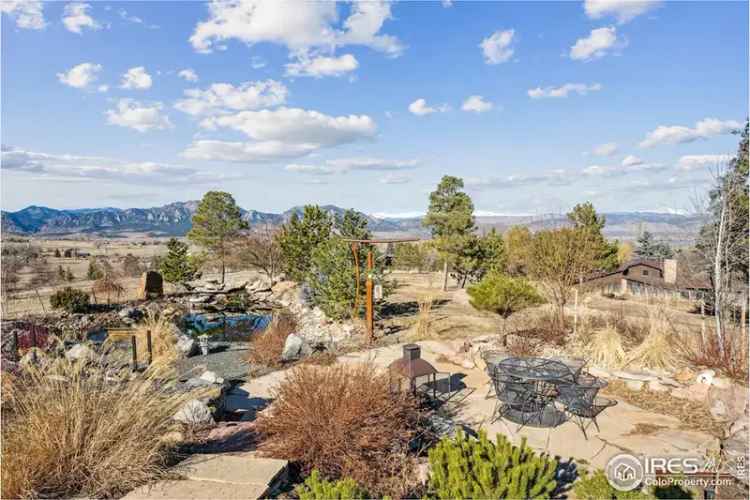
230 225 283 283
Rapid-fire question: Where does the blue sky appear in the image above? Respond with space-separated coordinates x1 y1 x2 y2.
1 0 747 216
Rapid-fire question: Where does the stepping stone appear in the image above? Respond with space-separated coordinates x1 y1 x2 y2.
123 479 268 499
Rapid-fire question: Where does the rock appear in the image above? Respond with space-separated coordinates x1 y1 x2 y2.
647 380 669 392
672 382 710 402
160 430 185 445
138 271 164 300
65 343 95 362
174 399 214 425
176 334 198 357
709 399 728 420
587 366 611 379
625 380 645 391
674 367 696 383
696 369 716 385
199 370 224 385
657 377 681 388
281 334 304 361
708 384 749 423
118 307 142 321
724 428 749 482
612 370 659 382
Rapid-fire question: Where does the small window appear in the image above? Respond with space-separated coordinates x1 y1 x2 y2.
642 270 649 276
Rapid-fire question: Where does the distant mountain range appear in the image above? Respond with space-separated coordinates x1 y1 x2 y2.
0 202 703 244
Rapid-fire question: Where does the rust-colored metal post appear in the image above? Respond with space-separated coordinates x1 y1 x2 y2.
146 330 153 366
131 335 138 372
366 249 374 343
351 242 360 317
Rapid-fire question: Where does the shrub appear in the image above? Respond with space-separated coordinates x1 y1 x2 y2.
295 470 369 500
160 238 198 284
393 242 438 272
247 313 296 368
49 287 90 313
468 272 544 335
589 327 627 369
255 363 420 496
573 469 651 499
683 327 749 381
1 361 190 498
426 430 557 499
414 294 435 339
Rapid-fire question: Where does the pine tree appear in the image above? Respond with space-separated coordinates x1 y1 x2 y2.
567 202 619 271
277 205 334 282
635 230 673 260
187 191 248 283
86 258 102 280
160 238 198 284
335 209 371 240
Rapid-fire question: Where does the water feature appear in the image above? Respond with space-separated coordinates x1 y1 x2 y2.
182 313 271 341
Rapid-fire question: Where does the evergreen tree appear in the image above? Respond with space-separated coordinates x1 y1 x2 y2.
86 258 102 280
635 230 673 260
187 191 248 283
567 202 619 270
160 238 198 284
335 209 371 240
468 273 543 336
423 176 476 290
277 205 334 282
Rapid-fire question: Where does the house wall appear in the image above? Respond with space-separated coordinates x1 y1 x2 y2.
623 264 664 287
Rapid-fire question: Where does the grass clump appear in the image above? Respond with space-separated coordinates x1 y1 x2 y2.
255 363 420 497
626 309 678 371
589 326 627 369
247 312 296 368
135 311 180 366
1 361 190 499
295 470 369 500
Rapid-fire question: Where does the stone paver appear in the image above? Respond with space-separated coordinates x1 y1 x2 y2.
124 452 287 500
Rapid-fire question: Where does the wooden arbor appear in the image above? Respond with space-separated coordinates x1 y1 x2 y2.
343 238 418 343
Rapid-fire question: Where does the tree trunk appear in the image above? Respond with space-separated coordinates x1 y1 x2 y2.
442 260 449 292
714 194 728 357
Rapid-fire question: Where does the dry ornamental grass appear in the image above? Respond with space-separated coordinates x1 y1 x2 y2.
247 312 296 368
1 361 191 498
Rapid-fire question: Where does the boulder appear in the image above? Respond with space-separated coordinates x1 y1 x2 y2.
65 343 95 362
696 369 716 386
281 334 304 361
138 271 164 300
176 334 198 357
625 380 644 391
724 428 749 482
711 377 732 389
707 384 749 423
647 380 669 393
199 370 224 385
174 399 214 425
671 382 710 402
587 366 612 379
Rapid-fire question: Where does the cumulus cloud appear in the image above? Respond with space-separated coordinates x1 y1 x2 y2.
677 154 733 171
0 146 227 185
57 62 102 89
120 66 153 90
118 8 159 29
285 53 359 78
639 118 742 148
284 163 336 175
528 82 602 98
184 107 377 162
461 95 493 113
622 155 644 167
251 56 267 69
570 26 623 61
190 0 403 57
408 98 449 116
466 170 572 190
106 99 173 132
62 3 100 34
584 0 661 24
175 80 287 116
591 142 618 157
480 29 515 64
1 0 46 30
583 162 667 176
178 69 199 82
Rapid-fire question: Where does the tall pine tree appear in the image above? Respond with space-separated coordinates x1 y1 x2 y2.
160 238 198 284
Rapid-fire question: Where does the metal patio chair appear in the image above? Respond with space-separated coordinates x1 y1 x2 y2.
557 373 615 439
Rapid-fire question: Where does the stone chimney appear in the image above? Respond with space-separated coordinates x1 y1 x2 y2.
663 259 677 284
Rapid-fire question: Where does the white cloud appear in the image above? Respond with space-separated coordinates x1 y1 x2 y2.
569 26 622 61
461 95 493 113
120 66 153 90
622 155 644 167
56 62 102 89
251 56 267 69
592 142 618 157
1 0 46 30
441 0 453 7
118 8 159 29
528 82 602 98
182 140 317 163
326 158 418 171
466 170 572 190
62 3 100 34
97 84 109 93
677 154 733 171
640 118 742 148
285 53 359 78
175 80 288 116
0 146 227 185
408 98 449 116
380 174 411 184
190 0 403 57
184 107 377 162
583 162 667 176
285 164 336 175
106 99 173 132
584 0 661 24
178 69 199 82
480 29 515 64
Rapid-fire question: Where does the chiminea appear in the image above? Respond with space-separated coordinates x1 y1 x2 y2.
388 343 438 394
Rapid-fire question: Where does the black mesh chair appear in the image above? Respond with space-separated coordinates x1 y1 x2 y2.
481 350 507 399
490 369 530 425
557 374 615 439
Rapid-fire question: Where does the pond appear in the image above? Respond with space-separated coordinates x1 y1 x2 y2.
182 313 272 341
